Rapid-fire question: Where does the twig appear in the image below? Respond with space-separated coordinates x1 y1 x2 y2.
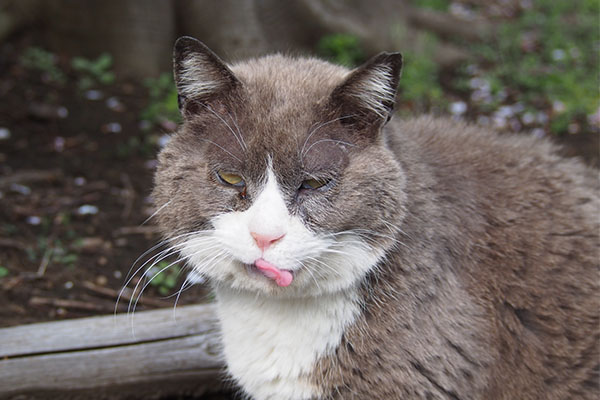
29 296 112 312
36 246 54 277
81 280 171 309
0 238 27 251
0 169 62 188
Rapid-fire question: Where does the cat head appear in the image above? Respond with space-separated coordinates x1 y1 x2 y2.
152 37 406 297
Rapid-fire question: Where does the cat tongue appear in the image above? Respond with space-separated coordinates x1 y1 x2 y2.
254 258 293 287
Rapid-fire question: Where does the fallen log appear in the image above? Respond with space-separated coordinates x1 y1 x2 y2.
0 304 226 399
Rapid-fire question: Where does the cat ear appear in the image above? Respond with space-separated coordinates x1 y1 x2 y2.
331 52 403 126
173 36 241 114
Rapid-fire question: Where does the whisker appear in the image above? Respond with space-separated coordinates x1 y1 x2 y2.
300 114 357 160
130 244 222 315
198 138 243 163
118 233 216 313
203 103 247 153
141 200 172 226
302 138 356 159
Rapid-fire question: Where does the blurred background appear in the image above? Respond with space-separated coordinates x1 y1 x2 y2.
0 0 598 333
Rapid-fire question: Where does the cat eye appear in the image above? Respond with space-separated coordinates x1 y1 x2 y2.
300 178 330 190
217 171 245 187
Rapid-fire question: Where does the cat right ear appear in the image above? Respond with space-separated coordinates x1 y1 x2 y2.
173 36 241 115
330 52 403 128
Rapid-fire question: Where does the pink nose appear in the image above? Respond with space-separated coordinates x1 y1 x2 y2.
251 232 285 251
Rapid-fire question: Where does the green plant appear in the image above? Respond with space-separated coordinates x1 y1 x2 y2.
71 53 115 90
147 261 181 296
20 47 66 84
0 266 9 278
398 32 445 110
316 34 366 67
466 0 599 134
141 73 181 128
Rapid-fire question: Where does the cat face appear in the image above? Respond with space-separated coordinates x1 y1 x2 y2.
152 37 406 297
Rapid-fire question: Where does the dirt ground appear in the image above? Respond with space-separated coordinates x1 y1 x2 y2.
0 38 238 399
0 34 597 400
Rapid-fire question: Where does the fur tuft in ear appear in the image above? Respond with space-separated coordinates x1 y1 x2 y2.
332 53 403 123
173 36 240 112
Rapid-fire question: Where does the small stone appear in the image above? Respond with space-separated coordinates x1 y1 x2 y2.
64 281 74 289
0 127 10 140
102 122 122 134
158 134 171 148
26 216 41 225
79 237 105 252
77 205 99 215
113 270 123 279
449 101 467 116
522 112 535 125
10 183 31 195
84 90 104 100
74 177 86 186
98 256 108 266
96 275 108 286
552 101 566 113
54 136 65 152
56 107 69 119
106 97 125 112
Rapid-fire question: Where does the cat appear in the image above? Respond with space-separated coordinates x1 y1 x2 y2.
152 36 599 400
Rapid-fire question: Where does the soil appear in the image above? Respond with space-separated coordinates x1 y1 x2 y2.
0 39 237 399
0 34 596 400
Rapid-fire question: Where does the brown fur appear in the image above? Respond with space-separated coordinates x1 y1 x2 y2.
154 37 599 399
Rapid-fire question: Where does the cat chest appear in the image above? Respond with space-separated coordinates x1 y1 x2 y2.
215 288 359 400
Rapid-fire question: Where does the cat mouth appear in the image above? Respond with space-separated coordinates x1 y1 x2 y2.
245 258 294 287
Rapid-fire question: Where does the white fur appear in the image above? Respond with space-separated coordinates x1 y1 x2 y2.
349 65 396 118
179 56 225 99
180 167 385 399
216 287 360 400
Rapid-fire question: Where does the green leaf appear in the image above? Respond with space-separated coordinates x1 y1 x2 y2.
0 266 9 278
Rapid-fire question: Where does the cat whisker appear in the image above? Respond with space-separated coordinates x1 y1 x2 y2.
299 114 357 162
226 109 247 151
302 138 356 160
173 252 232 310
305 255 343 278
141 200 172 226
198 138 243 163
130 243 223 316
203 103 247 153
119 231 214 297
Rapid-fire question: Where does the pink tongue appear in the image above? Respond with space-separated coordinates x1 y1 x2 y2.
254 258 293 287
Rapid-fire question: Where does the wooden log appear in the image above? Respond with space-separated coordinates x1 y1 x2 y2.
0 304 227 399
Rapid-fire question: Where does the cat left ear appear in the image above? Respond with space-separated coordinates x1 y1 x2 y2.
331 52 403 126
173 36 241 114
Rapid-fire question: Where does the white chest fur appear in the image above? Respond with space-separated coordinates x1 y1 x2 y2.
215 286 360 400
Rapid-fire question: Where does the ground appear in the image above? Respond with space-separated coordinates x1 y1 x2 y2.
0 30 596 400
0 38 237 400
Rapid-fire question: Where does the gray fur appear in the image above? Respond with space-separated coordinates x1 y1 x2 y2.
153 38 599 399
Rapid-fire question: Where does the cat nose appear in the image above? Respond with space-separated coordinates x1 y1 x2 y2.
251 232 285 251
